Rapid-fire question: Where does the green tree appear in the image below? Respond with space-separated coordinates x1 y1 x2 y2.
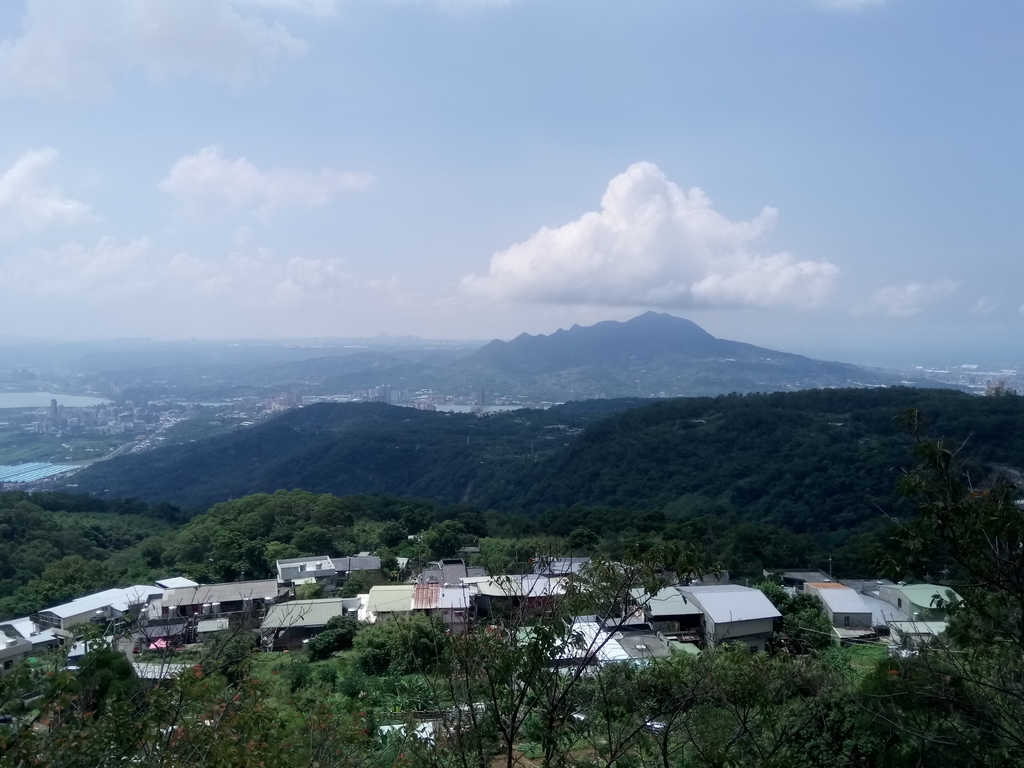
422 520 466 558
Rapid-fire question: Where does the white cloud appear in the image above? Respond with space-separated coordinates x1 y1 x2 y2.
462 161 838 310
0 0 309 100
0 148 91 230
159 146 374 213
0 235 376 311
855 279 958 317
969 296 997 315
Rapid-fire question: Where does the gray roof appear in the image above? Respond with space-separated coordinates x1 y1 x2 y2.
133 662 189 681
333 556 381 574
262 597 360 629
161 580 280 608
809 585 872 615
197 618 230 633
678 585 781 624
632 587 701 617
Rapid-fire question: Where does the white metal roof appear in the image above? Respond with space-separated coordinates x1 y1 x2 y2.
810 586 872 615
155 577 199 589
41 586 163 619
678 585 781 624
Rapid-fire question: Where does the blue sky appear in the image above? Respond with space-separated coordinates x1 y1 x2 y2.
0 0 1020 365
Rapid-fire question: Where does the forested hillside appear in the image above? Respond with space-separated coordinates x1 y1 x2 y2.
73 389 1024 541
0 493 178 619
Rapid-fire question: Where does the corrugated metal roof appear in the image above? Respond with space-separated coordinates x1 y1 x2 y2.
262 598 353 629
41 586 163 619
0 463 78 483
162 580 279 608
333 556 381 573
366 585 414 614
413 584 441 610
678 585 781 624
892 584 961 607
277 557 337 582
811 586 872 615
439 586 471 610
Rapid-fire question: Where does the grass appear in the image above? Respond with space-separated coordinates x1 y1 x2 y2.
844 643 888 675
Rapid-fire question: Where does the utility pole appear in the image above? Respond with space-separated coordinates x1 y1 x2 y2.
828 553 833 580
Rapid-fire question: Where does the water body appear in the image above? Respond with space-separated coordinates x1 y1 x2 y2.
0 392 112 409
430 404 536 414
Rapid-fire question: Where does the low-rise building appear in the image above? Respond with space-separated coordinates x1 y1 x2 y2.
158 580 282 620
678 585 781 652
805 583 874 629
877 584 961 621
417 559 486 585
365 585 415 622
261 597 363 650
276 557 338 592
35 586 164 633
631 587 702 637
332 555 382 581
889 620 947 648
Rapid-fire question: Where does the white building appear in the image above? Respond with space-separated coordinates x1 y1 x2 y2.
678 585 781 652
805 583 874 629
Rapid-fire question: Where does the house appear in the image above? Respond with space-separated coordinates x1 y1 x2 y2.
888 620 947 648
805 583 873 629
0 617 60 654
678 585 781 652
532 556 589 577
439 586 474 633
365 585 415 622
261 597 363 650
630 587 702 637
417 559 486 585
0 633 31 676
766 569 833 592
877 584 961 621
472 574 565 618
159 580 282 621
276 557 338 592
332 555 382 581
35 585 164 633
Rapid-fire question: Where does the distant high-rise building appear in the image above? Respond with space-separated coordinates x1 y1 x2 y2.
478 387 487 406
986 380 1019 397
50 399 58 424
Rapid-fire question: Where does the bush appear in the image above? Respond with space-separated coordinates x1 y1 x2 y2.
353 615 447 676
307 616 360 661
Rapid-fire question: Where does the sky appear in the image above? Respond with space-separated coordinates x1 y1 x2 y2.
0 0 1021 366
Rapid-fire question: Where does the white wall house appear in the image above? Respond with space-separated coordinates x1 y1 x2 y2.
678 585 781 652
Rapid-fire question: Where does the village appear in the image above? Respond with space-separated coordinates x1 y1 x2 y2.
0 549 959 680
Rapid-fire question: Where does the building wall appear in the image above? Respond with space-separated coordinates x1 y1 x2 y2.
830 611 873 629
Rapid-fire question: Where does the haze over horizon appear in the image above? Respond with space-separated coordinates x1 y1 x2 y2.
1 0 1021 367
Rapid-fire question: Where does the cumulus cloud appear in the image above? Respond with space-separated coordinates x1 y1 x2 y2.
0 148 91 230
159 146 374 213
855 279 958 317
462 161 838 310
0 0 309 100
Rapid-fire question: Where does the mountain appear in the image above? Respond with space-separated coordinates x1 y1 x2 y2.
437 312 888 400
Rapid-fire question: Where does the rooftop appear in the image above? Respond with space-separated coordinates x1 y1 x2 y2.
891 584 962 607
161 580 280 608
808 584 872 615
678 585 782 624
365 585 415 614
40 585 163 620
155 577 199 590
262 597 360 629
